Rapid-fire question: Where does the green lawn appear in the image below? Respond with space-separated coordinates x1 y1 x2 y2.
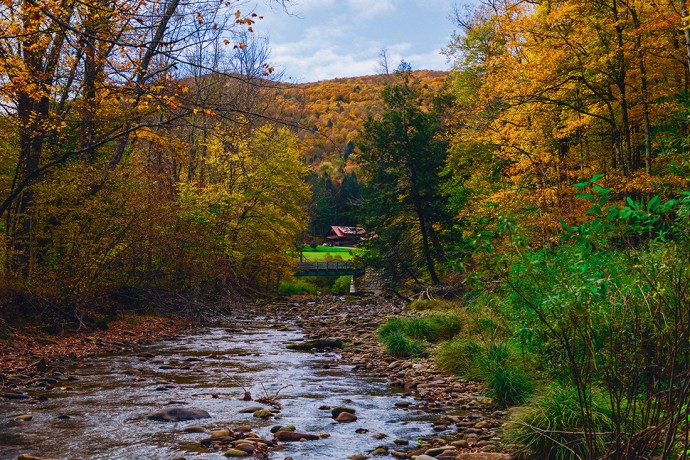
298 246 359 262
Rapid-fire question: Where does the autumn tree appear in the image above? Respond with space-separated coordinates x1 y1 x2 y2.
444 0 690 243
0 0 289 284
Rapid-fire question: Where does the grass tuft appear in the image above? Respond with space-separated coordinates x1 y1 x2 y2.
506 384 614 460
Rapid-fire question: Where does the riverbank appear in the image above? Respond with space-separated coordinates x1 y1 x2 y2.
0 314 192 391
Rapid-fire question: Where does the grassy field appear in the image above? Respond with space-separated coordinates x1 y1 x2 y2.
298 246 359 262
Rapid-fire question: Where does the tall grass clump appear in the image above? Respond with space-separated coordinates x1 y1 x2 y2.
435 337 482 376
506 384 614 460
378 313 462 358
381 332 427 358
476 342 533 407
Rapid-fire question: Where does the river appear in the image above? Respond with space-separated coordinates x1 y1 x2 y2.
0 320 438 459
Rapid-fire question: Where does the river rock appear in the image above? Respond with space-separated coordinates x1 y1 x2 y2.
239 406 264 413
273 430 320 442
146 407 210 422
414 456 438 460
183 426 205 433
335 411 358 423
234 442 256 453
331 406 356 418
211 429 231 438
426 446 456 456
287 338 344 350
15 414 33 421
223 448 250 457
253 409 273 418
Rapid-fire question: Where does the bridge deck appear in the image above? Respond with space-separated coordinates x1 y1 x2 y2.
295 261 363 277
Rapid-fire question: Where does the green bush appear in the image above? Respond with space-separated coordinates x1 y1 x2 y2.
277 279 318 296
506 384 614 460
435 337 482 375
331 276 352 295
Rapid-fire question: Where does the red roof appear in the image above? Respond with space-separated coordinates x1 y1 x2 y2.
329 226 366 237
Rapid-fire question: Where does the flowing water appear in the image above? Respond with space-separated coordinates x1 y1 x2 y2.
0 321 439 459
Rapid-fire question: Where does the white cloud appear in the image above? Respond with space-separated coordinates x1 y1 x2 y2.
347 0 396 20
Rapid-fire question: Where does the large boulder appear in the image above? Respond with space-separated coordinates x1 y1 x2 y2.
146 407 211 422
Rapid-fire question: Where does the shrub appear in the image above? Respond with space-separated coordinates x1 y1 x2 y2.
331 276 352 295
506 384 614 460
277 279 318 296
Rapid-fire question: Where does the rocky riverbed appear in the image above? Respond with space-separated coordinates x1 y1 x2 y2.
0 297 512 460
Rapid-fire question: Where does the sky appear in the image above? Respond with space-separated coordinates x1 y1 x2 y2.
250 0 475 83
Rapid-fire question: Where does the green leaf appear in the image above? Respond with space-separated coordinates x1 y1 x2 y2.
576 193 596 202
647 195 661 212
590 174 604 183
586 205 602 215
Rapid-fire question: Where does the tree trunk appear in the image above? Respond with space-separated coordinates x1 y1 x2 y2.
680 0 690 72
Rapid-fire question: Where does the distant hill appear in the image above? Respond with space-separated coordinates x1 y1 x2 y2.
267 70 449 179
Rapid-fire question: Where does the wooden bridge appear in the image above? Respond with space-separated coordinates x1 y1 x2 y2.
295 261 364 277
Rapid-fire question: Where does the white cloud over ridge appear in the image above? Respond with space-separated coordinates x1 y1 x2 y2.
252 0 455 82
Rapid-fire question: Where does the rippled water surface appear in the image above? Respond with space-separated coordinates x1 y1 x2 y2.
0 322 436 459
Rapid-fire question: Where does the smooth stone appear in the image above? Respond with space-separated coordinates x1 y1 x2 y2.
286 338 344 350
414 456 438 460
183 426 205 433
426 446 456 456
331 406 356 418
370 446 388 455
336 411 358 423
347 456 370 460
146 407 210 422
223 448 250 457
15 414 33 421
211 429 231 438
393 439 409 445
274 430 320 442
253 409 273 418
239 406 264 413
234 443 256 453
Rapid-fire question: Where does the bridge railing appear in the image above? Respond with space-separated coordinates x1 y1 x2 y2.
297 261 353 271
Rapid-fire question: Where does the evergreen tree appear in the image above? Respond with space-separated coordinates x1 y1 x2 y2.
357 62 449 286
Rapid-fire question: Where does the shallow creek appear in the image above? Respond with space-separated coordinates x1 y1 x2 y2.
0 321 438 459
